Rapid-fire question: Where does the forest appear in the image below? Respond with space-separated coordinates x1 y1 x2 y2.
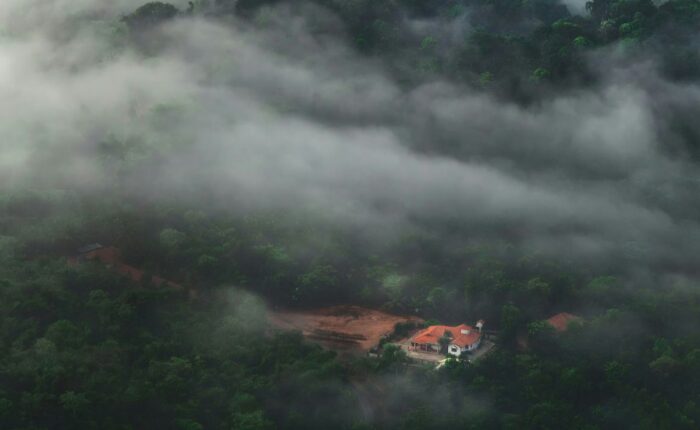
3 0 700 429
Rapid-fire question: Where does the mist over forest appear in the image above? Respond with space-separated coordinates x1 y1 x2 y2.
3 0 700 429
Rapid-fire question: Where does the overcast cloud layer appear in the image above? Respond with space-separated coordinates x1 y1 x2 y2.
3 1 700 281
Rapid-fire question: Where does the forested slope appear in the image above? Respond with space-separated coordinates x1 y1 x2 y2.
3 0 700 428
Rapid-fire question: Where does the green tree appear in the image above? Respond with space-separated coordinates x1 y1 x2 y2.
59 391 90 416
438 330 453 353
124 2 179 31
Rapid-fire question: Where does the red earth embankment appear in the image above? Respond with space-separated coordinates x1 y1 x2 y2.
269 305 422 352
70 246 183 291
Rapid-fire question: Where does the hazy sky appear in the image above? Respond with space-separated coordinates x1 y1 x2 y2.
3 1 700 281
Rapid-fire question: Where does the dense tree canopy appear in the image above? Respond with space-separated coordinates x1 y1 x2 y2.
4 0 700 428
4 186 700 429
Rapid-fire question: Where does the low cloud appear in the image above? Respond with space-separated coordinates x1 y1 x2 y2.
2 1 700 281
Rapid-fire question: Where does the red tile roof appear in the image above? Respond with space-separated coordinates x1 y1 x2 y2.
546 312 581 332
411 324 481 348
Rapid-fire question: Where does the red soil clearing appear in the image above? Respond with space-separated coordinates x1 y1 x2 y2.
269 305 422 352
70 246 183 291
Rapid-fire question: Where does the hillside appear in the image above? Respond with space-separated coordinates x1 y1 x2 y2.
3 0 700 429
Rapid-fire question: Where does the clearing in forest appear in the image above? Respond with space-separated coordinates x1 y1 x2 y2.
269 305 422 352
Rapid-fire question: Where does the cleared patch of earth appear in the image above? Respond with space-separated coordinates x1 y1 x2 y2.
269 305 422 352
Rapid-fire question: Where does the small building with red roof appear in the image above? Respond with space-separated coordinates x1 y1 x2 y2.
410 320 484 357
546 312 581 332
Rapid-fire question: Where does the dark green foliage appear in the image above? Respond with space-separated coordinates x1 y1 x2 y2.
194 0 700 96
116 0 700 97
123 2 179 31
0 256 358 429
7 0 700 427
7 190 700 428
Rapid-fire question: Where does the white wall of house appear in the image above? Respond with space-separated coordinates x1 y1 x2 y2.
447 344 461 356
447 338 482 356
466 337 481 351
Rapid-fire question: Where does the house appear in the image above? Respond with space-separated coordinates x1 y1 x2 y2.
409 320 484 357
546 312 581 332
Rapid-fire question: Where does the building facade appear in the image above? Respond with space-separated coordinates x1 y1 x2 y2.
410 321 484 357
